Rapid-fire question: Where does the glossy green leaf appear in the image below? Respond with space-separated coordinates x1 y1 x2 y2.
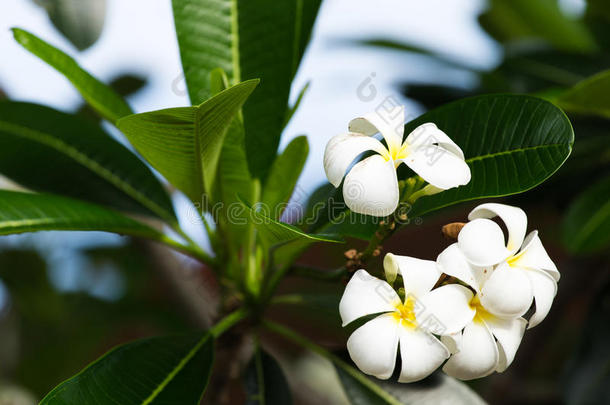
239 197 342 248
12 28 132 123
409 94 574 218
35 0 106 51
117 79 259 203
556 70 610 118
40 333 214 405
562 175 610 254
0 190 159 239
261 136 309 220
336 367 486 405
478 0 597 53
172 0 322 180
0 101 176 221
244 346 292 405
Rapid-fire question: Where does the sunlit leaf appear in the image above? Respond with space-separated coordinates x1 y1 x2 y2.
12 28 132 123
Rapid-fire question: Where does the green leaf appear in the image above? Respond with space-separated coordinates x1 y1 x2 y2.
409 94 574 218
336 367 486 405
12 28 132 123
556 70 610 118
244 346 292 405
40 333 214 405
35 0 106 51
172 0 322 180
117 79 259 203
261 136 309 219
562 175 610 254
0 190 159 239
239 197 342 249
478 0 597 53
0 101 176 221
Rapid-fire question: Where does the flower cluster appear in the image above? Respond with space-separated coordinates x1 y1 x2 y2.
338 203 559 381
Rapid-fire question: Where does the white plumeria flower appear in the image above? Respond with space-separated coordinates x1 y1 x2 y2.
339 254 474 382
456 203 560 327
323 106 471 217
437 244 527 380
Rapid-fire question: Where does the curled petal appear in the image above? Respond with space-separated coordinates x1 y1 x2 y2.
347 314 400 380
401 144 471 190
349 106 405 151
385 253 440 298
526 268 557 329
343 155 399 217
469 203 527 255
485 316 527 372
513 231 560 282
480 262 533 318
398 328 449 383
404 122 464 159
458 219 511 267
323 133 386 187
339 269 400 326
419 284 476 335
442 320 499 380
436 243 489 292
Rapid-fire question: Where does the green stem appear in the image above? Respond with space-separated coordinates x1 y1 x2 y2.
262 320 402 405
210 307 249 338
157 234 217 268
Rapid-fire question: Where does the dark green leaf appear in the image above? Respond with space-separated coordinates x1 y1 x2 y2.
409 94 574 218
172 0 322 180
0 101 176 221
40 333 214 405
261 136 309 220
337 367 486 405
244 346 292 405
12 28 132 123
562 175 610 254
0 190 160 239
117 79 259 203
478 0 597 52
35 0 106 51
556 70 610 118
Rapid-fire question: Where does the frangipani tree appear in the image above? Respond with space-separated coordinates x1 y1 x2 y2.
0 1 575 403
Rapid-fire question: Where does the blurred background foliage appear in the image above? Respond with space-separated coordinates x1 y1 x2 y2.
0 0 608 404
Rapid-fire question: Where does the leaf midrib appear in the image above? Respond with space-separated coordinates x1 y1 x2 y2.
0 120 173 222
141 335 211 405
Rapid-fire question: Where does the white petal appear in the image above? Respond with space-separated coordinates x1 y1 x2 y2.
458 218 511 267
349 106 405 151
442 320 499 380
404 122 465 159
401 144 471 190
323 133 386 187
339 269 400 326
485 316 527 372
513 231 560 282
480 262 533 318
343 155 399 217
525 268 557 328
436 243 490 292
468 203 527 255
347 314 400 380
398 328 449 383
385 253 440 298
419 284 476 335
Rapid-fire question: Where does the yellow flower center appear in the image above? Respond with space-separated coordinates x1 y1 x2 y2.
392 296 417 328
383 143 410 166
469 295 494 323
